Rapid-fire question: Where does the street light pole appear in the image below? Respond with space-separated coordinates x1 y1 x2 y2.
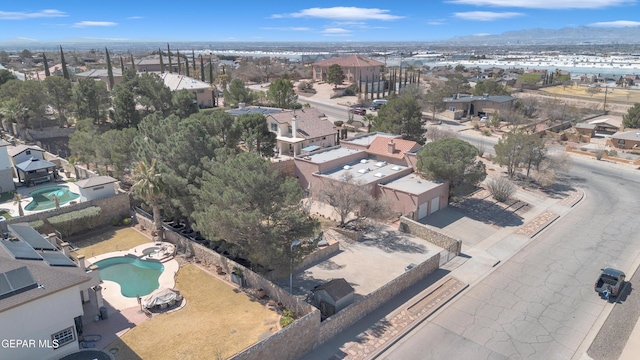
290 239 301 293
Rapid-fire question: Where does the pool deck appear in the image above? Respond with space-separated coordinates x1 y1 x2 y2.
87 242 179 310
1 177 83 217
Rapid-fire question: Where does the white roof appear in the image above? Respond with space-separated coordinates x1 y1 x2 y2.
160 73 211 91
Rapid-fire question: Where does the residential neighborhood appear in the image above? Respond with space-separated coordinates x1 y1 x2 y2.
2 33 640 360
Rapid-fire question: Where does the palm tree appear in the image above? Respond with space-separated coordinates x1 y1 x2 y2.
13 193 24 217
0 100 27 135
131 159 164 241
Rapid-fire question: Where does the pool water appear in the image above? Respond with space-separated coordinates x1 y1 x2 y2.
94 256 164 298
24 185 80 211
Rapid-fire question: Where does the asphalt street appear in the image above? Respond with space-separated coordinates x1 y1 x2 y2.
378 134 640 359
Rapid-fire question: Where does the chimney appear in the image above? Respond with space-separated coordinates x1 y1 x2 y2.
61 242 70 256
388 139 395 153
291 115 297 139
76 254 86 271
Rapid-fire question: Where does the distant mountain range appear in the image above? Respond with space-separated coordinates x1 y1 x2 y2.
447 26 640 45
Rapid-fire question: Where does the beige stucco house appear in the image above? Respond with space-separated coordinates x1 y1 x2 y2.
266 108 337 157
610 130 640 149
443 94 516 120
311 55 384 84
74 68 123 91
160 73 215 108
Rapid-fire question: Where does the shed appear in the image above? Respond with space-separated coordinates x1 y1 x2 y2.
312 278 354 319
75 176 118 201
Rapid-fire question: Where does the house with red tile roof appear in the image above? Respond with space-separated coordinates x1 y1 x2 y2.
295 133 448 220
311 55 384 84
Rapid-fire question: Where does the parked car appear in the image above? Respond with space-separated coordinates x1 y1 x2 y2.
595 268 626 299
349 107 366 115
369 99 388 111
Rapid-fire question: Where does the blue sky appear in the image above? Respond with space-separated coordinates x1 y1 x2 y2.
1 0 639 42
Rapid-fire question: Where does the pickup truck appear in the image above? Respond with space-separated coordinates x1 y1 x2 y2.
594 268 625 299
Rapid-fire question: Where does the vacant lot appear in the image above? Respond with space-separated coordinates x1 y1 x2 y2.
71 227 151 259
110 264 281 360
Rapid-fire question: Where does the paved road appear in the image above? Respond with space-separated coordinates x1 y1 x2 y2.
377 145 640 359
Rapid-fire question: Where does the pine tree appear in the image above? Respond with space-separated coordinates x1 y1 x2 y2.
209 59 213 84
192 50 196 71
105 47 114 90
200 55 205 82
43 53 50 77
130 53 135 70
177 50 181 75
159 48 164 73
377 74 381 99
167 43 172 73
185 56 190 77
120 56 125 73
365 75 369 100
60 46 69 80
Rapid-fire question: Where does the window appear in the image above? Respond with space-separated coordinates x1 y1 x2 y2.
26 150 31 155
52 327 75 348
92 186 104 191
449 106 456 112
271 123 278 132
618 139 625 145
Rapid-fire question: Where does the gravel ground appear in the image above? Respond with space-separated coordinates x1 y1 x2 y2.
587 266 640 360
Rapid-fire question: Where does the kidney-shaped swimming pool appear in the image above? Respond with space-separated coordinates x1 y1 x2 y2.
93 255 164 298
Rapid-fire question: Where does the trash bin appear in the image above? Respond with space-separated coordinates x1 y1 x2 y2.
99 306 108 320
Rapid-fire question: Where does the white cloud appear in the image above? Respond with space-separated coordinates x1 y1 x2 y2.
473 33 492 36
447 0 633 9
73 21 118 28
454 11 523 21
261 27 312 31
127 16 144 20
428 19 446 25
273 7 403 21
589 20 640 27
322 28 353 36
0 9 67 20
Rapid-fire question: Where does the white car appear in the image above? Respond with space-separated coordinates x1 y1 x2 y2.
480 116 488 121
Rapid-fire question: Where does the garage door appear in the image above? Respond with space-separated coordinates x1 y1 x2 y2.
430 197 440 215
417 203 428 219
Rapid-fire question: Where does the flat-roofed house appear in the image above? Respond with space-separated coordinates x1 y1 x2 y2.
443 94 516 120
75 176 118 201
311 55 384 84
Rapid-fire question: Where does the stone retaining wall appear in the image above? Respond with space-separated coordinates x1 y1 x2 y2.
399 217 462 255
318 254 440 344
298 242 340 270
27 127 75 140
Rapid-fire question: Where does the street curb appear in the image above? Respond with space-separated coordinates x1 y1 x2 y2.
366 278 468 360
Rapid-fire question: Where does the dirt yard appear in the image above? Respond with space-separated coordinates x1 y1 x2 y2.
520 85 638 115
70 227 151 259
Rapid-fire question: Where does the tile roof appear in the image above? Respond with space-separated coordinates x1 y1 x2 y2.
314 278 354 302
15 158 56 172
75 176 118 188
0 248 90 313
365 137 421 159
268 108 336 139
312 55 384 68
160 73 211 91
7 144 44 158
612 130 640 141
75 68 123 78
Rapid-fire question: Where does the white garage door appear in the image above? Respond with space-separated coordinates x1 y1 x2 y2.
417 202 428 219
430 196 440 215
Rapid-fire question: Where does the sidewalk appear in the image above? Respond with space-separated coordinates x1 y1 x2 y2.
302 186 585 360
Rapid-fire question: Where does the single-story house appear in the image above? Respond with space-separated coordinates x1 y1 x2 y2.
0 223 101 360
575 122 596 137
443 94 516 120
160 73 215 108
311 55 384 84
74 68 123 91
610 131 640 149
135 56 179 73
312 278 354 319
74 176 119 201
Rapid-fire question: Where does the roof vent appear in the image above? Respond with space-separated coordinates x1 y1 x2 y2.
358 168 369 174
391 166 401 171
343 165 352 170
375 161 386 167
374 173 385 178
360 159 368 164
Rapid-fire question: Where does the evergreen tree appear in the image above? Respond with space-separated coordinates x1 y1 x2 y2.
130 53 135 70
59 46 69 80
159 48 164 73
105 47 115 90
185 56 190 77
177 50 181 75
167 43 172 73
43 53 50 77
209 60 213 84
192 50 196 71
120 56 125 73
200 55 205 82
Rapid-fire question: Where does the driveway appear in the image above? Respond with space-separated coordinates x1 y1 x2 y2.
281 224 443 298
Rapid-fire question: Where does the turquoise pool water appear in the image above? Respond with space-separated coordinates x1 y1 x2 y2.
94 256 164 298
25 185 80 211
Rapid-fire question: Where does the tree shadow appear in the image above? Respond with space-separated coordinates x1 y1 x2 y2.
449 197 524 227
359 223 428 254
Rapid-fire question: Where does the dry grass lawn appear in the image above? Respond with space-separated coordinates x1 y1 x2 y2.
542 84 640 103
109 264 280 360
71 227 151 259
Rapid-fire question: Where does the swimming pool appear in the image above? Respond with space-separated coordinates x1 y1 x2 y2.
93 255 164 298
24 185 80 211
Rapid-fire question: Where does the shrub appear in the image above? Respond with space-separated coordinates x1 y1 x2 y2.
111 217 121 226
607 149 618 157
473 123 480 130
282 309 295 318
280 316 294 328
481 129 492 136
486 177 516 202
122 217 133 226
48 206 101 238
334 120 344 127
595 150 604 160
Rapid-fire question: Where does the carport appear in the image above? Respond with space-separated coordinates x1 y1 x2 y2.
15 157 58 186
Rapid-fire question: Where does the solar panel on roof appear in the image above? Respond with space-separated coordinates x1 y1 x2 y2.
0 240 43 260
8 224 57 251
41 252 77 267
0 266 38 300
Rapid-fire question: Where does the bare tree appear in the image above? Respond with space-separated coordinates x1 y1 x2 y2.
315 173 393 227
425 125 458 142
532 152 571 187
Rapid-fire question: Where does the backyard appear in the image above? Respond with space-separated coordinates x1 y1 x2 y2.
109 264 281 360
71 227 150 259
